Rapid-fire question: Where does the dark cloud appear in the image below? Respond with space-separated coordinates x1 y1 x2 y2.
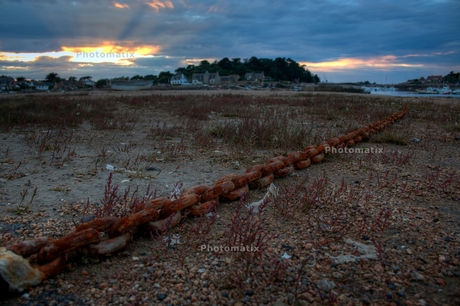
0 0 458 82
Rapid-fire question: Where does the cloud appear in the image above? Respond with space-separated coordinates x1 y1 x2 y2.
0 0 459 82
113 2 130 9
145 0 174 12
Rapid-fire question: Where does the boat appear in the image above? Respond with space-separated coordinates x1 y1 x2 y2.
416 87 439 94
111 81 153 91
439 86 452 95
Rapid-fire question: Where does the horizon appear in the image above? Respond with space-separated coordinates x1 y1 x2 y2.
1 1 459 84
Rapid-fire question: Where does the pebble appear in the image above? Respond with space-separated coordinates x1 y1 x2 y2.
397 291 406 298
374 264 384 273
388 283 396 290
412 272 425 281
157 293 167 301
316 279 336 292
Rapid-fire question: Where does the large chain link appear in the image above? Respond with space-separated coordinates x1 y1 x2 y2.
3 105 409 285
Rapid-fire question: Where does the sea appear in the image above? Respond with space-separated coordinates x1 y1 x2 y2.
370 91 460 99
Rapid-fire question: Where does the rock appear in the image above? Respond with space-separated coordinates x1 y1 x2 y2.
374 264 384 273
444 237 451 242
99 283 108 290
157 293 167 301
242 296 251 303
388 283 396 290
392 265 400 272
412 272 425 281
412 138 420 143
386 293 392 299
332 272 342 279
436 278 446 286
316 279 336 292
80 215 96 223
245 290 254 296
397 291 406 298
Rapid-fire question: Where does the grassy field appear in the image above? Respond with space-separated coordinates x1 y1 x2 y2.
1 90 460 305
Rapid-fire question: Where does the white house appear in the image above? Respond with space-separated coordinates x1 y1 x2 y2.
33 81 50 91
170 73 192 85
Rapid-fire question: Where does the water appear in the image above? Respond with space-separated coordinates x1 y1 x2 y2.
370 91 460 99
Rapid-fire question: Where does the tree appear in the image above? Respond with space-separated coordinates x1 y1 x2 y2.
143 75 158 81
16 76 25 82
69 76 77 82
157 71 173 84
131 75 143 80
45 72 59 82
96 79 107 88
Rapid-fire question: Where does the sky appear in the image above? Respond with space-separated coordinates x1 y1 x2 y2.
0 0 459 84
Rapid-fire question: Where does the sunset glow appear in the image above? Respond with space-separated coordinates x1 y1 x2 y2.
145 0 174 12
113 2 130 9
301 56 425 73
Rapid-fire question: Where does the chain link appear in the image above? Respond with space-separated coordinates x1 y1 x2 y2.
3 105 409 286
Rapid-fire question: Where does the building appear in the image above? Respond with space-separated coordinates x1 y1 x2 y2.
426 75 442 83
0 76 15 91
170 73 191 85
192 71 221 85
244 72 265 82
33 81 51 91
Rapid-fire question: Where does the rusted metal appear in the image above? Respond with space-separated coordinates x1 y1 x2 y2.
1 105 409 290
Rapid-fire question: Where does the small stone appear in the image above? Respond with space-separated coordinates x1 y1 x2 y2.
386 293 392 299
80 215 96 223
397 291 406 298
242 296 251 303
62 284 74 290
21 293 30 299
316 279 336 292
157 293 167 301
333 272 343 279
436 278 446 286
81 270 89 276
406 249 412 255
388 283 396 290
99 283 108 290
444 237 451 243
221 292 229 298
412 272 425 281
392 265 400 272
362 235 370 241
245 290 254 296
412 138 420 143
374 264 384 273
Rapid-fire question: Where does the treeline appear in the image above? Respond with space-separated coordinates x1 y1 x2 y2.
129 56 320 84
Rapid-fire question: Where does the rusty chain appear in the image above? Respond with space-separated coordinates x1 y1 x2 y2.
2 105 409 288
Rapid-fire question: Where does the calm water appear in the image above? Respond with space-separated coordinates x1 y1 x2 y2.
370 91 460 99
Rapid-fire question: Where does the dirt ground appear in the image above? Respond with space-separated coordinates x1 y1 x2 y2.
1 89 460 305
